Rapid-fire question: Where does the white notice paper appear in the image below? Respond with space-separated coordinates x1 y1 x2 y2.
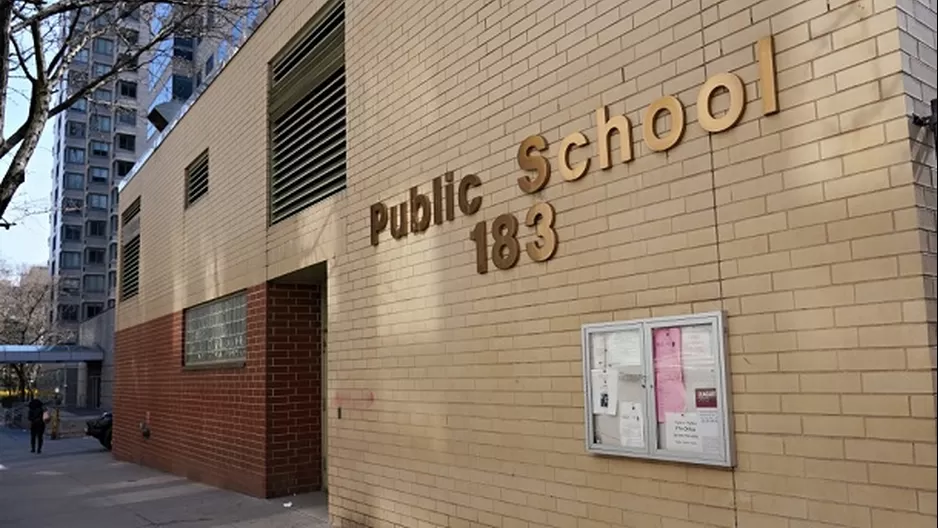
618 401 645 449
681 326 712 367
591 369 618 416
606 330 641 367
590 334 607 370
665 412 702 452
698 409 722 455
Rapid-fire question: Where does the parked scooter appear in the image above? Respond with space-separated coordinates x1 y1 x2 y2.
85 411 113 451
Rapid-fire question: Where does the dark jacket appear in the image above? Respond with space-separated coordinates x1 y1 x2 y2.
27 399 45 425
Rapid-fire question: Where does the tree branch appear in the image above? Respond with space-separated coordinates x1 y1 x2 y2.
0 1 12 129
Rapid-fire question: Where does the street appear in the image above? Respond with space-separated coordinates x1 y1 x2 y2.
0 429 330 528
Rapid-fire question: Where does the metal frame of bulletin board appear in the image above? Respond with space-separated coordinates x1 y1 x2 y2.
581 311 735 468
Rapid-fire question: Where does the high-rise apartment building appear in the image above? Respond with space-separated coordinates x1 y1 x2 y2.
47 10 148 338
48 3 277 338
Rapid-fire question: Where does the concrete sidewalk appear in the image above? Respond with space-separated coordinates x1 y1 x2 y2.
0 429 330 528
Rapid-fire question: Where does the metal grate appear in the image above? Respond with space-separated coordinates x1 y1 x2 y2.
185 150 209 207
119 235 140 300
270 67 346 224
270 0 344 85
121 196 140 225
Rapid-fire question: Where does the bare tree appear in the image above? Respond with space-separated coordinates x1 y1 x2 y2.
0 0 269 219
0 261 60 399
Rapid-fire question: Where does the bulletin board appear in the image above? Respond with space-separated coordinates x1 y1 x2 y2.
581 311 734 468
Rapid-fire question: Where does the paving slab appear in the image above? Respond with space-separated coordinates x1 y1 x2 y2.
0 429 330 528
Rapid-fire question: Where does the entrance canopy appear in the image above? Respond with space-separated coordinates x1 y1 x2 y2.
0 345 104 364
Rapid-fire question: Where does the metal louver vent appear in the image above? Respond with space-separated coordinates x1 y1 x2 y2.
268 0 346 225
120 236 140 300
121 196 140 225
271 0 344 85
270 67 346 224
186 150 209 207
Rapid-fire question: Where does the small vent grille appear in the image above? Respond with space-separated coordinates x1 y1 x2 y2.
121 196 140 225
270 67 346 224
119 236 140 300
271 0 344 85
185 150 209 207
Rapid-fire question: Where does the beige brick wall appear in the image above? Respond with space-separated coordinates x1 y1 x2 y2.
118 0 937 527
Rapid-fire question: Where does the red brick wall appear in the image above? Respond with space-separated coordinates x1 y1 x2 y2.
114 282 322 498
265 283 322 496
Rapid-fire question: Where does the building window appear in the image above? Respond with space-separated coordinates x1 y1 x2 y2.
108 271 117 288
117 108 136 125
75 49 90 63
86 220 107 237
58 305 79 322
64 172 84 190
118 80 137 99
90 141 110 157
60 251 81 269
93 62 110 77
204 55 214 76
268 0 346 224
83 303 104 320
71 98 87 113
171 74 193 100
120 28 140 45
62 197 83 214
60 278 81 295
94 88 111 102
62 224 82 241
184 291 247 366
92 38 113 55
185 150 209 207
85 247 106 265
90 114 112 132
89 166 109 183
108 243 117 263
116 133 135 152
84 275 106 293
115 160 135 177
120 197 141 300
67 121 86 138
65 147 85 163
87 193 108 209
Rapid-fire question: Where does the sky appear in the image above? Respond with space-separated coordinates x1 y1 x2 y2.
0 75 55 271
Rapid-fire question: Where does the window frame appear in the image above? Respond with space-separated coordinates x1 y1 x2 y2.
183 290 249 368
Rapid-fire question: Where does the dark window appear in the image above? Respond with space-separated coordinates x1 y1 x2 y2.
117 108 136 125
75 49 90 63
85 247 106 265
86 220 107 237
120 28 140 45
90 114 111 132
58 305 79 322
62 224 82 241
93 62 110 77
268 0 346 224
204 55 215 75
62 197 83 214
71 99 87 113
115 160 135 177
118 80 137 99
65 147 85 163
185 150 209 206
64 172 84 190
116 133 135 152
83 303 104 320
88 193 108 209
171 75 193 100
89 166 109 183
67 121 86 138
84 275 106 293
93 38 113 55
60 251 81 269
90 141 110 157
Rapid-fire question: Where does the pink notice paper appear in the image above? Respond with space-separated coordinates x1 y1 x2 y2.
653 327 686 422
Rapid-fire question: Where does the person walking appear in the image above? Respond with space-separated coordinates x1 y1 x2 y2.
27 398 47 454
